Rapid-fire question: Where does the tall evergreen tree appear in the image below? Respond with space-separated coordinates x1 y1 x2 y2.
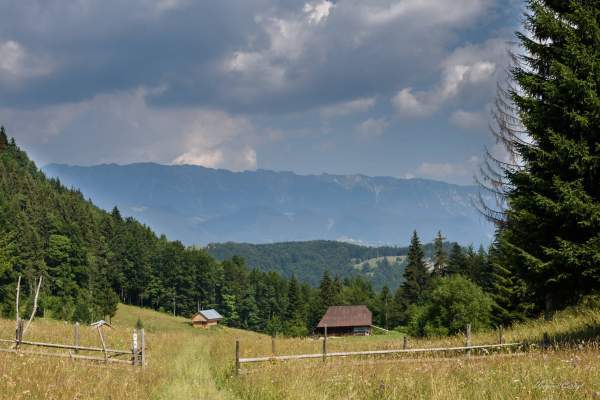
495 0 600 315
400 231 430 306
432 231 447 276
446 243 467 276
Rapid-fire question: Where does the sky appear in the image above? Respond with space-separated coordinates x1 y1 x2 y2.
0 0 523 185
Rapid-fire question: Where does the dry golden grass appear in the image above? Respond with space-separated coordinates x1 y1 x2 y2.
0 304 230 400
209 307 600 400
0 305 598 399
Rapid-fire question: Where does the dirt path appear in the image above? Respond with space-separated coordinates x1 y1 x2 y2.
154 334 237 400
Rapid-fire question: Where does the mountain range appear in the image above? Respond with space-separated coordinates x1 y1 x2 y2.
42 163 494 246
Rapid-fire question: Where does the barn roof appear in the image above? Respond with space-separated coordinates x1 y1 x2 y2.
317 305 372 328
196 309 223 321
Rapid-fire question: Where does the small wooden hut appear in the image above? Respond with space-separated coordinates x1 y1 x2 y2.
316 305 372 336
192 309 223 328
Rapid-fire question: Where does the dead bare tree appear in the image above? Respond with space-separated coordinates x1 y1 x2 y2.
21 276 42 337
473 50 533 226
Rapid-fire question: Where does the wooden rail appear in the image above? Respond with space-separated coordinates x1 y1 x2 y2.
0 324 146 367
238 342 522 364
234 324 527 375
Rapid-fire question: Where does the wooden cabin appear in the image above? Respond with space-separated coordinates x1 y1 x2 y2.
192 309 223 328
316 305 372 336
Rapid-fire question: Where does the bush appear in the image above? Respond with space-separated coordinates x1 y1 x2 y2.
407 275 493 336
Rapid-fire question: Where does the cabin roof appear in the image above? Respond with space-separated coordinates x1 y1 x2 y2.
195 309 223 321
317 305 372 328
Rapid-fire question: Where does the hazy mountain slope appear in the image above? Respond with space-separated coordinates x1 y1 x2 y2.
43 163 493 246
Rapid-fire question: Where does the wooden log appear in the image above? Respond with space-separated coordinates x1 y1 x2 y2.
15 276 21 330
140 329 145 367
235 338 240 375
466 324 472 356
543 332 550 350
22 276 42 337
132 330 138 366
322 325 328 362
74 323 80 354
271 335 276 356
97 326 108 363
403 335 408 350
0 348 133 365
7 339 131 354
238 342 522 364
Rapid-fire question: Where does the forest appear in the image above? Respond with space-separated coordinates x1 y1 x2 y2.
0 130 514 336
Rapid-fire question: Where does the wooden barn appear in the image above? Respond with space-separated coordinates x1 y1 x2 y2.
316 305 372 336
192 309 223 328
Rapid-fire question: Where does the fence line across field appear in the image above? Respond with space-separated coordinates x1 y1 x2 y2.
238 342 522 364
235 323 531 375
0 322 146 367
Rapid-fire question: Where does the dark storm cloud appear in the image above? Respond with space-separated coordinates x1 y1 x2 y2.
0 0 522 184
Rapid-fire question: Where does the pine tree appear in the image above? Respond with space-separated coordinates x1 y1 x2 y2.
377 285 392 329
285 274 301 321
498 0 600 314
0 126 7 152
446 243 467 276
432 231 447 276
400 231 430 306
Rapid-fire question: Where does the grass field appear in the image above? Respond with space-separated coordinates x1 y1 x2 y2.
0 305 598 399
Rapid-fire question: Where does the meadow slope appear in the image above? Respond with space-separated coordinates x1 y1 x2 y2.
0 305 598 399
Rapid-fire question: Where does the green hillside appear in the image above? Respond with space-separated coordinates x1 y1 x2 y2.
205 240 449 290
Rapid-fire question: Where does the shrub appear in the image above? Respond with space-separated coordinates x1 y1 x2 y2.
407 275 494 336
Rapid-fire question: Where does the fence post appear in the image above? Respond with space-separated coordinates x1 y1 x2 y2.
74 323 80 354
498 326 504 345
271 335 276 356
543 332 549 350
140 329 145 367
235 338 240 376
15 319 23 350
132 330 139 366
322 325 328 362
466 324 472 356
403 335 408 350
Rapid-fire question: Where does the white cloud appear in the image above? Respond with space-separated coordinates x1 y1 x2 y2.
0 40 53 85
392 38 508 118
0 86 260 171
304 1 335 25
391 88 434 117
320 97 376 118
413 156 480 182
362 0 491 27
355 117 389 138
449 109 488 131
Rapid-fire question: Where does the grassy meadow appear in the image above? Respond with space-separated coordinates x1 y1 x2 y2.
0 304 598 399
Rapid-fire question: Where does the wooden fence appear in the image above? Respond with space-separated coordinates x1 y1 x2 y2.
235 324 526 375
0 321 145 367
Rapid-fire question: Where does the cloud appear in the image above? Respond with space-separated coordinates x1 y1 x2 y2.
0 86 260 171
0 40 53 86
320 97 376 118
391 88 434 117
392 38 509 118
362 0 491 27
414 156 480 182
304 1 335 25
355 117 389 138
449 109 488 131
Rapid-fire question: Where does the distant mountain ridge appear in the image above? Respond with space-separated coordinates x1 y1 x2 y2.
42 163 493 246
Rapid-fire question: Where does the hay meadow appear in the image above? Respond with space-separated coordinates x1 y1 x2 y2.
0 304 598 399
